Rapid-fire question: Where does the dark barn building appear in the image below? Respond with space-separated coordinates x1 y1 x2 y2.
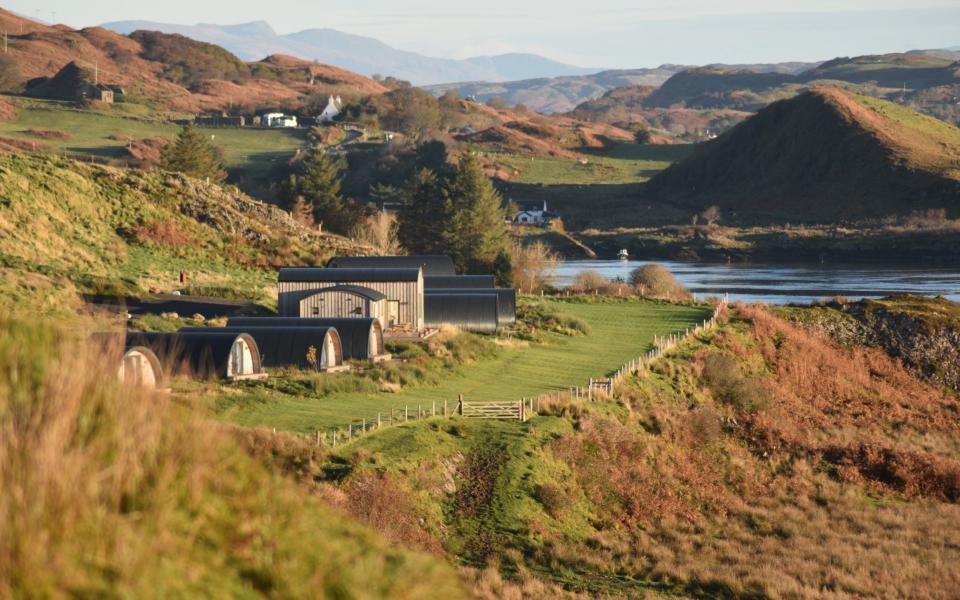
327 255 456 276
424 275 496 289
425 288 516 324
424 293 500 333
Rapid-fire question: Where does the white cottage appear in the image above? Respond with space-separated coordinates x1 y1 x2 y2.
515 200 550 225
318 95 342 123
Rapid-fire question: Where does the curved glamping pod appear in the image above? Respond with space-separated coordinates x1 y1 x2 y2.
118 346 164 389
227 317 388 361
126 332 266 381
181 327 347 371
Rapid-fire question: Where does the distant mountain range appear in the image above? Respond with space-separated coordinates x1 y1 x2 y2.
102 20 600 86
424 62 819 114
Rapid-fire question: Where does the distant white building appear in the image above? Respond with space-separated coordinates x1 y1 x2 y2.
514 200 551 225
263 113 298 128
318 96 343 123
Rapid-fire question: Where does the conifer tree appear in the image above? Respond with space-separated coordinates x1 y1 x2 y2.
161 125 226 183
443 154 509 273
295 148 356 234
397 168 446 254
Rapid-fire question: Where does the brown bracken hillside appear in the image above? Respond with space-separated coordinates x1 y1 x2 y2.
0 9 385 113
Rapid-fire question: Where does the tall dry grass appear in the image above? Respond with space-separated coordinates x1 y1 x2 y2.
510 242 558 294
0 319 464 598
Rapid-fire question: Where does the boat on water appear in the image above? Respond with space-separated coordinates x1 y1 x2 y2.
618 249 629 261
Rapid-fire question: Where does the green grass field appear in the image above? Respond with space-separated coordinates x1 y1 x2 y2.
492 143 693 185
0 98 306 180
216 299 709 433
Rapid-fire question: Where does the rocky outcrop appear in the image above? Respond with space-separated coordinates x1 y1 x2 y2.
800 297 960 391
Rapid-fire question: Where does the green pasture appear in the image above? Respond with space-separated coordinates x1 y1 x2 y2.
216 298 709 433
0 98 306 179
491 143 693 185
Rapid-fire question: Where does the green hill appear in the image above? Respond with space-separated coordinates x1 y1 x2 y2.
0 153 368 314
646 87 960 222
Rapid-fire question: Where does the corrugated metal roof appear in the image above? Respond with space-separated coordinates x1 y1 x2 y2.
327 255 456 276
304 285 387 301
225 318 385 359
425 294 500 333
425 288 516 324
125 332 264 380
424 275 495 289
180 327 342 369
279 267 422 283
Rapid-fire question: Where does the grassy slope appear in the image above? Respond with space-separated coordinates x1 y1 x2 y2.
0 98 307 181
327 304 960 598
490 143 693 186
0 152 364 315
216 299 709 433
0 319 464 598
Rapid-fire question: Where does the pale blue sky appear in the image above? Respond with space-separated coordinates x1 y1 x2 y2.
9 0 960 68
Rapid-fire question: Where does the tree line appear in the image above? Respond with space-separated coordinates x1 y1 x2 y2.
161 125 512 283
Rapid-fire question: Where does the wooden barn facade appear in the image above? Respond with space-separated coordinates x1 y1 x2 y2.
278 268 424 331
297 285 387 326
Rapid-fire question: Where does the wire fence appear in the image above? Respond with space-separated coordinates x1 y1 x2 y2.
303 294 729 447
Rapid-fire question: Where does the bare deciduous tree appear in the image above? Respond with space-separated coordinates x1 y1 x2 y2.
511 242 558 294
351 211 403 255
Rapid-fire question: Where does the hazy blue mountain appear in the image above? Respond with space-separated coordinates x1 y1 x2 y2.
102 20 602 85
464 54 598 81
424 67 688 114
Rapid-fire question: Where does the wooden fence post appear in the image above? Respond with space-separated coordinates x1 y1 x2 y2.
405 406 409 421
348 424 352 441
432 400 436 417
362 418 366 433
444 398 448 416
377 413 381 429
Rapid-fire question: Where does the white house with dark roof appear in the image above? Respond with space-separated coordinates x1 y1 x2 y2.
318 95 343 123
514 200 551 225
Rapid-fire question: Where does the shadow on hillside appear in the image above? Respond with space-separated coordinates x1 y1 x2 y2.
496 180 689 229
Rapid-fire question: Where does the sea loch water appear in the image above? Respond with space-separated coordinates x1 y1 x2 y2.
554 260 960 305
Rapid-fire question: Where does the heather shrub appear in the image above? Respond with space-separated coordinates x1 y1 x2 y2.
629 263 690 300
573 269 607 291
532 483 566 518
701 353 770 413
344 472 444 554
686 406 723 446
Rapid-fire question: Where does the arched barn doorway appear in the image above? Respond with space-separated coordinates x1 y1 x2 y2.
228 334 258 379
118 346 163 389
